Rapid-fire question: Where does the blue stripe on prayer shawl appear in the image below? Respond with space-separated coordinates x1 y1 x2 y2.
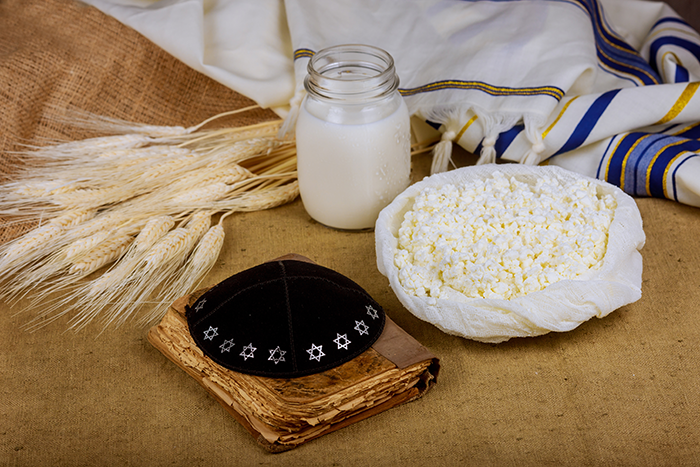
494 124 524 155
596 137 618 180
626 134 676 196
474 124 524 157
674 122 700 140
649 139 700 198
470 0 660 85
649 37 700 76
569 0 660 85
605 132 669 195
605 132 641 189
652 17 693 30
675 64 690 83
553 89 620 157
605 132 700 199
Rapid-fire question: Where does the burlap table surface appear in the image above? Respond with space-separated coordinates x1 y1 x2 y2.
2 1 700 466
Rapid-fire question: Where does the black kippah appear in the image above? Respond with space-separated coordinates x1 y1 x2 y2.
186 259 386 378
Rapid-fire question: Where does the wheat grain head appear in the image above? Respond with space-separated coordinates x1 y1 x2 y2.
138 223 225 326
68 233 134 276
48 208 97 228
1 224 63 261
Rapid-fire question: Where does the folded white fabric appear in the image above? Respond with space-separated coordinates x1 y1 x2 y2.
82 0 700 207
81 0 295 113
285 0 595 158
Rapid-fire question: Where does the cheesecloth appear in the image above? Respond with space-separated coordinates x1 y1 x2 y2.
375 164 645 343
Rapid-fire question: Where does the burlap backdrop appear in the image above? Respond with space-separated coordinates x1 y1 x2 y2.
0 0 278 242
2 1 700 466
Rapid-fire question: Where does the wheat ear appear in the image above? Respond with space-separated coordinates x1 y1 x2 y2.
1 107 300 332
174 165 253 188
28 215 177 332
19 226 144 331
0 225 67 285
69 228 193 331
205 180 299 212
13 228 133 327
68 233 133 276
83 213 211 330
39 133 151 153
83 215 176 296
0 212 111 301
48 208 97 228
0 224 62 259
138 221 226 326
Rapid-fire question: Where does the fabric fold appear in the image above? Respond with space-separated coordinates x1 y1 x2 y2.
82 0 296 111
80 0 700 207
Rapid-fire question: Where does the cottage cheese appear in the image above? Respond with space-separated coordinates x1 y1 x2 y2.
394 170 617 300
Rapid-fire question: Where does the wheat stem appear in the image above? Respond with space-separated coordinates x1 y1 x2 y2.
187 105 260 132
178 121 279 148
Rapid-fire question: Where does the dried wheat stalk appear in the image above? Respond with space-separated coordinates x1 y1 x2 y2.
1 106 298 331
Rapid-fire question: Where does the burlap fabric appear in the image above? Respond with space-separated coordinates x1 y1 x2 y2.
2 1 700 466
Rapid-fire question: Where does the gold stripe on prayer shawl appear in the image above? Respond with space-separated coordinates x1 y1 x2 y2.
542 96 580 140
597 47 659 85
619 134 652 192
399 81 564 100
661 151 691 200
455 114 479 144
568 0 660 85
584 0 634 58
671 121 700 136
660 51 684 79
646 140 688 197
293 48 315 59
654 81 700 125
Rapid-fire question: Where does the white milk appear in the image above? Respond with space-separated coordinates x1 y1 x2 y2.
296 97 411 230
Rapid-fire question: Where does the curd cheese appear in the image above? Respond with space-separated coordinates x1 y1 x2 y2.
394 170 617 300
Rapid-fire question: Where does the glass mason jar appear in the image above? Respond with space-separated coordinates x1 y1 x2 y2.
295 44 411 230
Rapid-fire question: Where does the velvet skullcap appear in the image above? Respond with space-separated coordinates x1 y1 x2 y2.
186 258 386 378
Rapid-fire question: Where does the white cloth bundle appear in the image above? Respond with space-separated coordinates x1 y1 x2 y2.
374 164 646 343
83 0 700 207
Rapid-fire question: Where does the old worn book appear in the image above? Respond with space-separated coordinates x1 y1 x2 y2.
148 258 439 453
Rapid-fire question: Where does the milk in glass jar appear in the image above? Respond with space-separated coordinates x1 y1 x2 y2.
295 44 411 230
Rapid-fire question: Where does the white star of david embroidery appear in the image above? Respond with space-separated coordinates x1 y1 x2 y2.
366 305 379 320
268 346 286 365
194 299 207 313
307 343 325 362
334 333 351 350
240 343 256 361
203 326 218 341
354 320 369 336
219 339 235 353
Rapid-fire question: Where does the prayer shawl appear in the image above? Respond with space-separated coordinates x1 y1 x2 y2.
82 0 700 207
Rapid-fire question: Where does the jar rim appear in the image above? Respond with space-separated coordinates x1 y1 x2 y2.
304 44 399 101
